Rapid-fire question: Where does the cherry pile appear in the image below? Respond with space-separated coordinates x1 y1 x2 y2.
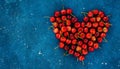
49 9 111 61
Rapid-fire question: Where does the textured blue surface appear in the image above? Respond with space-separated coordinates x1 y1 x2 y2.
0 0 120 69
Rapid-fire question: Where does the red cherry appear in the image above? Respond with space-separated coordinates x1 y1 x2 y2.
81 22 85 27
56 33 61 39
95 32 100 37
97 27 103 32
92 9 99 15
72 17 78 23
76 46 82 52
61 26 67 32
72 39 77 44
90 17 96 22
97 37 102 43
82 44 87 49
93 43 99 49
103 27 108 33
88 47 94 52
78 56 85 61
67 15 72 19
71 28 77 33
70 34 75 40
59 42 64 48
54 11 60 17
100 33 106 38
103 16 108 22
78 27 83 33
67 9 72 14
83 39 88 44
80 32 85 39
56 17 61 23
61 16 67 21
91 36 96 42
64 32 69 37
53 28 59 34
71 45 76 50
60 37 66 42
105 22 111 28
66 39 71 44
68 49 74 54
52 22 58 28
84 27 88 33
78 41 83 46
64 45 69 51
90 28 96 34
59 22 65 27
86 33 92 39
66 20 71 25
61 9 66 15
74 52 80 57
88 41 93 46
93 22 98 28
83 16 89 22
74 22 80 28
98 11 104 18
74 33 79 38
88 11 93 17
67 26 71 31
50 16 55 22
99 21 104 27
86 22 92 28
82 49 88 55
96 16 101 22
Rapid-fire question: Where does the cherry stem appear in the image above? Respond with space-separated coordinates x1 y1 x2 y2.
103 38 108 42
99 46 102 49
43 16 50 18
48 26 53 30
71 14 76 17
81 12 87 16
82 61 85 66
54 45 59 50
63 51 68 56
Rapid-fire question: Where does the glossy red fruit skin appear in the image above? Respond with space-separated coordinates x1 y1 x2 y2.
61 26 67 32
64 45 69 51
56 17 61 23
53 22 58 28
100 33 106 38
83 39 88 44
54 11 60 17
67 9 72 14
78 56 85 61
78 27 83 33
90 17 96 22
66 20 71 26
82 49 88 55
64 32 69 37
88 11 93 17
74 52 80 57
60 37 66 42
84 27 88 33
91 36 96 42
97 37 102 43
81 22 85 27
56 33 61 39
50 16 55 22
93 43 99 49
67 26 71 31
103 16 108 22
74 22 80 28
78 41 83 46
53 28 59 34
93 22 98 28
72 17 78 23
93 9 99 15
105 22 111 28
95 32 100 37
71 45 76 50
86 33 92 39
61 9 66 15
83 16 89 22
71 28 77 33
59 42 64 48
97 27 103 32
67 15 72 19
80 32 85 39
62 16 67 21
98 11 104 18
96 17 101 22
82 44 87 49
66 39 71 44
69 49 74 54
103 27 108 33
70 34 75 40
90 28 96 34
88 47 94 52
88 41 93 46
86 22 92 28
99 21 104 27
72 39 77 44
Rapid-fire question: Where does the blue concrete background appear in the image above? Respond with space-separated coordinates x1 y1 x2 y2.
0 0 120 69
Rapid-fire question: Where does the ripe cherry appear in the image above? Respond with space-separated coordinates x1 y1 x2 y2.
56 33 61 39
86 33 92 39
61 26 67 32
82 44 87 49
96 17 101 22
78 41 83 46
105 22 111 28
54 11 60 17
88 11 93 17
50 16 55 22
64 45 69 51
100 33 106 38
97 37 103 43
66 20 71 26
97 27 103 32
103 27 108 33
78 56 85 61
78 27 83 33
86 22 92 28
71 28 77 33
61 9 66 15
59 42 64 48
93 22 98 28
53 28 59 34
92 9 99 15
72 17 78 23
82 49 88 55
67 9 72 14
81 22 85 27
90 28 96 34
103 16 108 22
72 39 77 44
83 16 89 22
71 45 76 50
93 43 99 49
88 47 94 52
80 32 85 39
76 46 82 52
91 36 96 42
53 22 58 28
66 39 71 44
67 26 71 31
74 22 80 28
88 41 93 46
84 27 88 33
68 49 74 54
61 16 67 21
60 37 66 42
74 52 80 57
90 17 96 22
83 39 88 44
64 32 69 37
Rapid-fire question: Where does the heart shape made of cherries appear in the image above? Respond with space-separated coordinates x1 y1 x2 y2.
49 9 111 61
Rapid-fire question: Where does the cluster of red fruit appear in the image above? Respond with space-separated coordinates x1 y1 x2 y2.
50 9 111 61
